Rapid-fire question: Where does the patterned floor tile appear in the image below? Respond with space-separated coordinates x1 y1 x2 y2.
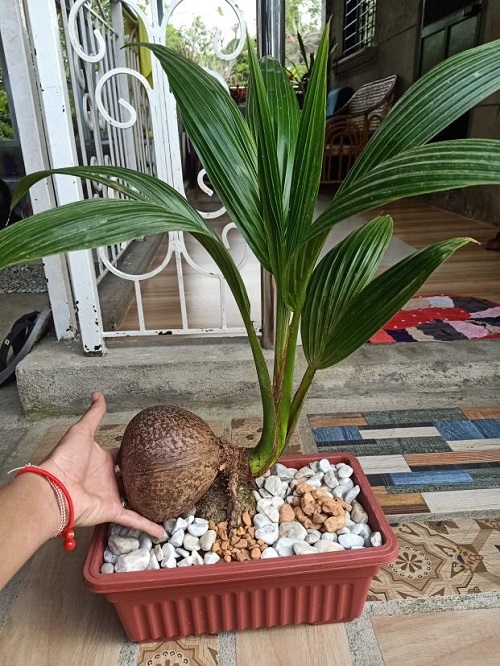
462 407 500 420
448 438 500 451
360 426 441 440
357 455 411 474
405 450 500 466
363 407 466 426
308 413 366 427
372 490 430 515
369 519 500 601
423 488 500 513
137 636 218 666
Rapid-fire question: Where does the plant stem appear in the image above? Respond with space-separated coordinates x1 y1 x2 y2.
286 364 316 443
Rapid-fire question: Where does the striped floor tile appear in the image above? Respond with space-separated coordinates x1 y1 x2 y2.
308 406 500 513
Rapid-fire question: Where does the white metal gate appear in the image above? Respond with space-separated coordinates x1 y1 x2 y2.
3 0 260 353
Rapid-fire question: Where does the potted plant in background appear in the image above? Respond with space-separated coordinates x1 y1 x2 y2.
1 27 500 641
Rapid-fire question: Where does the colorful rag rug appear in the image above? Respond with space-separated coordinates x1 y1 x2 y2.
369 295 500 344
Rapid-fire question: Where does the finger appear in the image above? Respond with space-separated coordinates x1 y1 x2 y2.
115 508 166 540
76 392 107 435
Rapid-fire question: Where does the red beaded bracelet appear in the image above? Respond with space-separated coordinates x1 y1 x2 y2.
16 465 76 551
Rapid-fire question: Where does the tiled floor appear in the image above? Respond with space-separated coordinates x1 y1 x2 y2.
1 407 499 665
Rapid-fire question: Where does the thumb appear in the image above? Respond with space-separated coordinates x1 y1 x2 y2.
77 392 107 434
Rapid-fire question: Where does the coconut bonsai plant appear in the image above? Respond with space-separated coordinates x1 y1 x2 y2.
1 29 500 524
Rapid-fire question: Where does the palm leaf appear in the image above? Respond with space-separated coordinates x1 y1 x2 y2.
137 43 272 272
301 215 393 369
305 237 472 370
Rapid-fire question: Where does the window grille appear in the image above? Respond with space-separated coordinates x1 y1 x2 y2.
343 0 377 57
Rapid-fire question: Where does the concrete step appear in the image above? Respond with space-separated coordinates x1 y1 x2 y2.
16 336 500 416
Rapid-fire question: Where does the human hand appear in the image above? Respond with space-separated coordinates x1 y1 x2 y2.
41 392 164 539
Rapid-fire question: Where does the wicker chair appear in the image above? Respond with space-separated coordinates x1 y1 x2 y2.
321 75 397 185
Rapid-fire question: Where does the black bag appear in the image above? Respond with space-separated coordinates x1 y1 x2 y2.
0 308 51 386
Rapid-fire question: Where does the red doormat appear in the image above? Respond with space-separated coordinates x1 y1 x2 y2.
369 295 500 344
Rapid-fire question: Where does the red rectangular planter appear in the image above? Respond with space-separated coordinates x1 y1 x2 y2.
83 453 398 641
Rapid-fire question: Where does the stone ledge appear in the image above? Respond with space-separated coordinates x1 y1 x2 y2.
16 336 500 416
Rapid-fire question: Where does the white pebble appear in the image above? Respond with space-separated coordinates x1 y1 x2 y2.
293 541 318 555
255 523 279 545
104 547 118 564
332 486 344 498
339 477 354 489
338 464 353 479
271 496 284 508
163 518 177 535
154 544 164 561
204 552 221 565
260 547 279 559
252 490 261 501
315 540 344 553
187 518 209 537
351 500 369 524
108 536 140 555
139 535 153 551
183 534 200 551
318 459 332 473
191 551 204 566
177 557 193 567
147 552 160 570
324 470 339 488
274 463 295 480
100 563 114 574
253 513 273 528
161 555 177 569
274 537 296 557
256 498 273 512
115 549 150 573
168 529 185 548
370 531 382 547
255 477 264 488
176 547 190 558
306 476 322 488
305 533 320 545
162 543 177 560
309 461 320 472
321 533 338 542
295 466 314 479
264 475 283 496
173 517 188 532
338 533 365 549
344 485 360 504
151 528 168 544
259 488 273 498
279 521 307 541
278 481 290 498
263 505 280 523
200 530 216 552
337 527 350 535
109 524 121 537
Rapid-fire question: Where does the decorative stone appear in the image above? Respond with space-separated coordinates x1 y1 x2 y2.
187 518 209 537
332 486 344 498
293 541 318 555
168 529 185 548
310 461 319 472
339 476 354 489
154 544 164 561
274 463 295 480
259 488 273 498
295 466 314 479
370 531 383 547
274 537 296 557
315 540 344 553
337 527 350 535
350 500 369 524
252 490 261 501
200 530 217 552
176 548 190 558
100 563 114 574
305 533 320 545
323 515 345 533
279 521 307 541
163 518 177 534
115 549 150 573
147 552 160 570
204 552 221 565
344 485 360 504
338 533 365 549
279 504 296 523
260 547 279 559
103 547 118 564
108 536 140 555
173 517 188 532
278 481 290 498
321 532 338 542
121 527 141 539
256 498 273 512
177 557 193 567
139 535 153 551
264 475 283 496
191 551 204 566
337 464 353 479
255 477 264 488
255 523 279 545
318 459 332 473
263 505 280 523
253 513 273 529
161 555 177 569
109 524 121 537
271 496 285 508
183 534 201 551
306 475 322 488
162 543 177 560
151 529 168 544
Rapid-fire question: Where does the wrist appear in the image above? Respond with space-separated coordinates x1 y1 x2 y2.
12 472 61 542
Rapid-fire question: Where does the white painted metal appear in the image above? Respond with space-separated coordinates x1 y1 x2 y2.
61 0 260 339
25 0 105 354
0 0 77 340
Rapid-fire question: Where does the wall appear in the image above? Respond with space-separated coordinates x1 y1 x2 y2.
326 0 500 227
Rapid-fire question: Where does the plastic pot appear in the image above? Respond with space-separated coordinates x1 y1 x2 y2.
83 453 398 641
